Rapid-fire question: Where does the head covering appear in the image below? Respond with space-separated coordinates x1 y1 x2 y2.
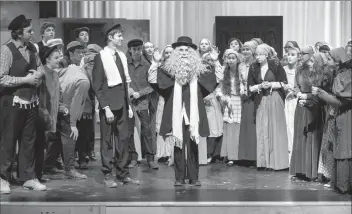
312 52 326 66
228 37 243 49
222 49 240 61
40 22 56 35
40 38 64 65
74 27 90 38
105 24 122 37
301 45 315 56
284 41 300 49
127 39 143 48
329 47 350 64
65 41 84 54
319 43 331 52
8 15 31 31
242 41 258 54
172 36 197 50
251 38 264 45
87 44 102 54
256 44 277 58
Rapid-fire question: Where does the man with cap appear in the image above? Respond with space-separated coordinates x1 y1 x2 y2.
75 27 90 48
77 44 103 167
148 36 218 186
43 41 90 179
35 38 68 181
0 14 46 194
92 24 138 188
127 39 158 169
34 22 56 62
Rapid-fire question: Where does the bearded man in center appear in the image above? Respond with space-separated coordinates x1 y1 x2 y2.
148 36 218 186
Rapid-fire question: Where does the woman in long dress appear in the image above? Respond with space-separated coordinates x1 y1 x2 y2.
290 53 328 181
217 49 242 166
247 44 289 170
313 47 352 194
238 41 258 167
198 38 224 164
283 47 300 164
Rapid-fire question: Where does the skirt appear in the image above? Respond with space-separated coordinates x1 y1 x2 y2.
238 97 257 161
220 122 240 160
256 91 289 170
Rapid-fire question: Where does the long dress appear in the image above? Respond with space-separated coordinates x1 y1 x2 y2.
247 60 289 170
238 62 257 161
290 67 324 179
217 73 241 161
283 66 297 164
320 66 352 193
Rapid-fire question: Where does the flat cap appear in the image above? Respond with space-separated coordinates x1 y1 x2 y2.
8 15 31 31
74 27 90 38
65 41 84 54
105 24 122 37
40 22 56 34
127 39 143 48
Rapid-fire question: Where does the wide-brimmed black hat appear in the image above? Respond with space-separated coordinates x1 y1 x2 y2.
8 15 32 31
74 27 90 38
172 36 197 50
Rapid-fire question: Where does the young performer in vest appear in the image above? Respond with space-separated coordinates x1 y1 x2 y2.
92 24 139 187
34 22 56 63
127 39 158 169
0 15 46 194
35 38 69 182
148 36 218 186
51 41 90 179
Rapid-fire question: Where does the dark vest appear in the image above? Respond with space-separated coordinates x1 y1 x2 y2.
1 42 38 100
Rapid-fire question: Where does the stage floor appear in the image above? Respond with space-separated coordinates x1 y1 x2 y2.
0 142 350 203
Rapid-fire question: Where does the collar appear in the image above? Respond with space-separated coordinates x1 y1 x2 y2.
42 40 48 46
127 55 145 66
12 39 27 49
105 46 119 56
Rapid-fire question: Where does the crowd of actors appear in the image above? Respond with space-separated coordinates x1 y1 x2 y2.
1 14 351 195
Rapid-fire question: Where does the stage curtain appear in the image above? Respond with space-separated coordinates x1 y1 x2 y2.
57 1 351 51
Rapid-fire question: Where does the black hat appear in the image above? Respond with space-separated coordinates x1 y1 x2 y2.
65 41 84 55
172 36 197 50
127 39 143 48
74 27 90 38
105 24 122 37
8 15 32 31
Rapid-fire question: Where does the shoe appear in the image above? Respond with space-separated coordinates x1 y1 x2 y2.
38 177 50 183
23 179 47 191
65 170 87 179
227 161 234 166
89 151 97 161
189 180 201 186
207 158 212 164
174 180 185 186
118 177 140 185
128 160 138 168
79 162 89 170
148 161 159 170
104 174 118 188
0 178 10 194
43 166 64 174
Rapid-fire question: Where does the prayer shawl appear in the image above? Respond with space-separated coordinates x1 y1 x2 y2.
99 47 131 87
172 76 200 148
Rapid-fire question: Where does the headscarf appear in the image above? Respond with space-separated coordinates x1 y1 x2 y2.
301 45 315 56
222 49 240 62
284 41 300 49
242 41 258 54
329 47 350 64
256 44 277 58
251 38 264 45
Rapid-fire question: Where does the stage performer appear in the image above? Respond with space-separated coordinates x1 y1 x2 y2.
92 24 139 188
148 36 218 186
